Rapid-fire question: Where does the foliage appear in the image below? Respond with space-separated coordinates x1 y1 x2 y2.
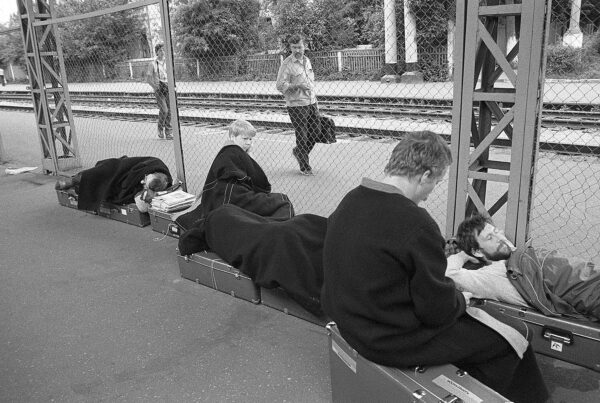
172 0 260 58
272 0 320 50
417 54 449 82
0 15 25 69
545 44 583 77
409 0 454 46
310 0 357 50
55 0 148 72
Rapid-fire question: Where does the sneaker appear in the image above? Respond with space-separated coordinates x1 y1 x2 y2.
158 129 164 139
165 132 173 140
300 168 314 176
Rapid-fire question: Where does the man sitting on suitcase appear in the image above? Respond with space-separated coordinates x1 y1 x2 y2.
321 131 548 403
447 213 600 321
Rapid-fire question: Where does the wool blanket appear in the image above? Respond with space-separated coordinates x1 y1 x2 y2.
77 156 171 211
178 204 327 317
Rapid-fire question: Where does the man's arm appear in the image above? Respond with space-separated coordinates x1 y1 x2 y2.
275 60 291 94
446 252 529 306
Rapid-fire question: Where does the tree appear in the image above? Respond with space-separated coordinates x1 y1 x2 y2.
172 0 261 58
272 0 320 50
55 0 148 72
309 0 357 50
0 14 25 70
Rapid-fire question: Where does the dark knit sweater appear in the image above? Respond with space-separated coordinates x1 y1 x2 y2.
321 178 466 366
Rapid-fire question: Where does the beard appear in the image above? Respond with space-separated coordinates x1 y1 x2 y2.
482 244 513 261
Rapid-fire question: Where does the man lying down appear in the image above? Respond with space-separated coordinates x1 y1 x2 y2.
178 204 327 318
446 213 600 321
55 156 172 213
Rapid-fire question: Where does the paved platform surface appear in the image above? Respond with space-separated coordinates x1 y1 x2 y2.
1 79 599 104
1 119 599 402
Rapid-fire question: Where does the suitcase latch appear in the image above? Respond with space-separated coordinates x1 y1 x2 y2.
412 389 427 400
542 326 573 348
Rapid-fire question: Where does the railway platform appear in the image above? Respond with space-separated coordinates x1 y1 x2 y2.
1 113 600 401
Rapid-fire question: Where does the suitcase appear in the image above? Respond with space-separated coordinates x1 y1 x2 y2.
260 287 327 326
96 201 150 227
148 208 177 237
56 189 78 209
472 299 600 372
327 322 509 403
167 222 182 238
177 251 260 304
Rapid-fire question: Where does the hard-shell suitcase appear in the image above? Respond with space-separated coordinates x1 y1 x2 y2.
97 201 150 227
56 189 78 209
167 222 182 238
327 323 509 403
473 299 600 372
260 287 327 326
148 208 177 237
177 251 260 304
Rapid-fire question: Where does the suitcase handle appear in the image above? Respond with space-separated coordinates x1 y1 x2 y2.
542 326 573 345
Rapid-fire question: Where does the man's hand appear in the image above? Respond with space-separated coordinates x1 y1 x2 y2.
451 251 480 266
462 291 473 305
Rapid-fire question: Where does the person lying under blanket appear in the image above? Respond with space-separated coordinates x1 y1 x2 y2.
55 156 172 213
446 213 599 321
175 119 294 231
178 203 326 318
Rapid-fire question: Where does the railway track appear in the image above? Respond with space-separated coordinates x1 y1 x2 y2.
1 91 600 129
1 91 599 156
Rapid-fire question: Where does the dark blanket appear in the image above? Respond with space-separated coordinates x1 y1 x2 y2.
77 156 172 211
175 144 294 230
178 204 327 316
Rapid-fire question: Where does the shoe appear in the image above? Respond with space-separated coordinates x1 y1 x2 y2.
292 147 302 168
55 177 74 190
165 132 173 140
158 129 164 139
300 168 314 176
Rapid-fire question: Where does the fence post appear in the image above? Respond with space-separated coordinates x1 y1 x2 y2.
196 59 200 78
9 64 15 81
337 51 343 72
128 62 133 79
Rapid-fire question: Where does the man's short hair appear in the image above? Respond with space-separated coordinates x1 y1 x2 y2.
147 172 169 192
229 119 256 138
456 213 492 255
155 43 164 53
384 131 452 179
288 34 304 45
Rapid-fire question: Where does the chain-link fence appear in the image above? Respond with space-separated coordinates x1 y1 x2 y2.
0 0 598 259
529 0 600 259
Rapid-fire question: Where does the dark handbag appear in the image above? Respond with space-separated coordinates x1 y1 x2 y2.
316 115 337 144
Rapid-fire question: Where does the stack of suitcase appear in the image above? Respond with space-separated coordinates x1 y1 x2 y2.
327 322 509 402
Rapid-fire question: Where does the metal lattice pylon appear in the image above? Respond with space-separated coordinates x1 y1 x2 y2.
17 0 80 174
446 0 552 248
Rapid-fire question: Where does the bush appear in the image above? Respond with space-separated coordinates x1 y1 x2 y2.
545 44 583 78
417 55 449 82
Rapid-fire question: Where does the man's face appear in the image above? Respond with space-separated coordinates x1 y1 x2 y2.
475 223 515 261
156 47 165 60
231 133 254 152
290 41 305 59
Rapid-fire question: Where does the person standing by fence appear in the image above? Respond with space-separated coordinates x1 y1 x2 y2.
276 34 319 176
146 43 172 140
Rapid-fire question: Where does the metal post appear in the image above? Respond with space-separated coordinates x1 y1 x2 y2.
446 0 552 250
159 0 186 189
381 0 400 83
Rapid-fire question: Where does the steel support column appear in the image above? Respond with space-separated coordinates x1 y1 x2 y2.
17 0 80 174
446 0 552 248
